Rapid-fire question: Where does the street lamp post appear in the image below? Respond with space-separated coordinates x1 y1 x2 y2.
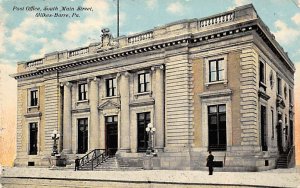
145 123 156 156
51 130 60 156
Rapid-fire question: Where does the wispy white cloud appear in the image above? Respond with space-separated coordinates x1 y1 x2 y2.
146 0 157 9
166 1 184 14
8 16 53 51
30 39 77 60
228 0 251 10
0 6 8 54
63 0 114 42
292 13 300 25
234 0 251 6
273 20 300 45
29 0 120 60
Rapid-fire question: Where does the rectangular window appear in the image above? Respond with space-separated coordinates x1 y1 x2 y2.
29 122 38 155
289 89 293 104
209 58 224 82
78 118 88 154
30 90 38 106
271 110 274 140
261 105 268 151
259 61 265 83
138 73 150 93
106 78 116 97
137 112 151 152
78 83 88 101
277 77 282 95
208 104 226 151
289 120 293 147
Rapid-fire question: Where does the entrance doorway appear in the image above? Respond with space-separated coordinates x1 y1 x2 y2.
78 118 88 154
277 114 283 153
105 116 118 156
29 122 38 155
137 112 150 152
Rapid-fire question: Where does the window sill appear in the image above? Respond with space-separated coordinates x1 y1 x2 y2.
134 91 152 98
28 106 39 109
102 96 120 100
76 100 89 105
205 80 227 87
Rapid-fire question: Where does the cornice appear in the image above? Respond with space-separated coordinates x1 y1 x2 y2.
13 21 294 80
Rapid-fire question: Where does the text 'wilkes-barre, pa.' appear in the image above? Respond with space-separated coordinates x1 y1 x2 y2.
12 6 94 18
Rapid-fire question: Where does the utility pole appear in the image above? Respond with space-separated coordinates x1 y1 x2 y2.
117 0 119 37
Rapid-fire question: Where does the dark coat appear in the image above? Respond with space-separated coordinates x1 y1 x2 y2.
206 154 214 167
75 158 80 167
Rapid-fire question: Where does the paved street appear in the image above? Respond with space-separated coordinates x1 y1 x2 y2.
1 167 300 187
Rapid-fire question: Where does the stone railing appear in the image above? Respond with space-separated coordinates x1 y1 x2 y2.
69 47 89 57
128 31 153 44
26 59 43 68
199 12 235 28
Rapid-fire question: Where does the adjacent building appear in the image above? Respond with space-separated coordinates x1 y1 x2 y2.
12 4 295 171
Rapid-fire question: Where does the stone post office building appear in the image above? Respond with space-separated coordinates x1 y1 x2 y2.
12 4 295 171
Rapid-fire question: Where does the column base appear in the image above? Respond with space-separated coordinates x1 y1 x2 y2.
154 147 164 152
62 149 72 154
117 148 131 153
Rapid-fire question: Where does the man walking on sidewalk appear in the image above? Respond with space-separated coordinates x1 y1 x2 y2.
206 150 214 175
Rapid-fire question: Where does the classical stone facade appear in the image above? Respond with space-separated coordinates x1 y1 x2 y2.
12 4 295 171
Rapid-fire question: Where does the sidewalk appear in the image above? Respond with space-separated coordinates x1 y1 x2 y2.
1 167 300 188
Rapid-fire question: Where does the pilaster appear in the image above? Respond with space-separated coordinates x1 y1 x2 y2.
152 65 165 151
119 71 130 152
62 82 72 153
88 77 99 150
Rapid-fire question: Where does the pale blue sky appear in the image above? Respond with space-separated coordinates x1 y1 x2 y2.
0 0 300 66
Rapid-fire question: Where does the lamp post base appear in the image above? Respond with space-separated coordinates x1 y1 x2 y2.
143 155 153 170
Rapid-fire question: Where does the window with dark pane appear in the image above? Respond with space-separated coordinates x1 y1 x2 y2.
29 122 38 155
208 104 226 151
261 105 268 151
30 90 38 106
277 77 282 95
284 85 287 99
259 61 265 83
289 89 293 104
209 58 224 82
78 83 88 101
137 112 150 152
77 118 88 154
105 115 118 156
138 73 150 93
106 78 116 97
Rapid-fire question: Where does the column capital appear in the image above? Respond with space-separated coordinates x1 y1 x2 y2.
62 81 72 88
119 71 130 78
87 77 100 83
151 64 164 71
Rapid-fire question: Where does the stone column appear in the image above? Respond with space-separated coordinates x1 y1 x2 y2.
119 72 130 152
63 82 72 154
153 65 165 151
89 77 99 150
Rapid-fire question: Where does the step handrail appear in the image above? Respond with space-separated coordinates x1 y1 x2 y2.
78 149 106 170
287 146 294 167
92 150 110 169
